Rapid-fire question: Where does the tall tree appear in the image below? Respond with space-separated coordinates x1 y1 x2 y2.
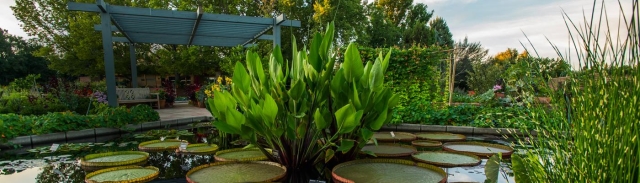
429 17 454 48
375 0 413 27
313 0 367 45
0 29 53 85
360 3 402 47
453 37 488 90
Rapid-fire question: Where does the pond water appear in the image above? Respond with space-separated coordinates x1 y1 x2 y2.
0 134 517 183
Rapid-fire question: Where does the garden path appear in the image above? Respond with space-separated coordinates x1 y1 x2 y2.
155 103 212 121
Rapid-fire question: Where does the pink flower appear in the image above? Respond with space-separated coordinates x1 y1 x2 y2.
493 85 502 91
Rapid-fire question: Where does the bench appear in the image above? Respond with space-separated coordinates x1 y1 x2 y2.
115 88 160 108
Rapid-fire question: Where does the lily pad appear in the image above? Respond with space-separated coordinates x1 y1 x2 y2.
332 159 447 183
411 140 443 148
138 139 183 152
81 151 149 167
177 144 219 155
372 132 416 142
360 143 417 157
85 165 159 183
416 132 466 142
186 161 286 183
412 151 481 167
215 148 270 162
443 142 513 157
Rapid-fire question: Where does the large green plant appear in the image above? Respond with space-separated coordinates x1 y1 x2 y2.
515 1 639 182
208 22 398 169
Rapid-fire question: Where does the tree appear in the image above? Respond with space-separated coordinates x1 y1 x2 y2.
360 3 402 47
313 0 368 45
0 29 53 85
375 0 413 27
453 37 488 90
429 17 454 48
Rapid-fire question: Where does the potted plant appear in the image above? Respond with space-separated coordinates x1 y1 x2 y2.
162 79 176 108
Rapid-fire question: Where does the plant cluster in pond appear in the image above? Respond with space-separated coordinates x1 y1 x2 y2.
208 22 398 169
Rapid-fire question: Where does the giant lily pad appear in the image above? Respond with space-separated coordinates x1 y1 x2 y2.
412 151 481 167
411 140 443 148
332 159 447 183
372 132 416 142
360 143 417 157
416 132 466 142
186 161 286 183
85 165 159 183
81 151 149 167
214 148 271 162
443 142 513 157
177 144 219 155
138 140 183 152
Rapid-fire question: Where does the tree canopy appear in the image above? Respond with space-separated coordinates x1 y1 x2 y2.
10 0 456 77
0 28 53 85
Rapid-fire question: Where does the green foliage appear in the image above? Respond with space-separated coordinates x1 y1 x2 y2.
472 106 538 129
484 153 501 183
208 23 397 169
0 104 159 142
0 29 54 85
516 1 639 182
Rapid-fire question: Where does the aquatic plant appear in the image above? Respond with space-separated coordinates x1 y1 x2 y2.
208 22 397 169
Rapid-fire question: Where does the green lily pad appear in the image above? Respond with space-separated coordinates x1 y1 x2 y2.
81 151 149 167
416 132 466 142
360 144 417 157
443 142 514 157
332 159 446 183
138 140 183 152
215 148 270 161
187 161 286 183
85 166 159 183
372 132 416 142
178 144 219 155
412 151 481 167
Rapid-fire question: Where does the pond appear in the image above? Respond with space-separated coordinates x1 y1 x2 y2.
0 132 517 183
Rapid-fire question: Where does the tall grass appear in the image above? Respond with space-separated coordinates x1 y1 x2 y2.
514 0 639 182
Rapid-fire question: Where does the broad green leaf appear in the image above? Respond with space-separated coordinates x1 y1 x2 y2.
314 109 328 129
368 106 388 130
253 52 265 84
226 108 246 130
213 120 240 134
370 61 384 91
262 94 278 124
339 110 363 134
335 104 354 132
511 154 530 183
484 153 501 183
324 149 335 163
309 33 322 72
360 62 372 88
319 22 334 63
337 139 355 153
233 62 250 93
351 83 361 109
288 80 305 101
342 43 364 81
296 121 308 138
382 49 392 72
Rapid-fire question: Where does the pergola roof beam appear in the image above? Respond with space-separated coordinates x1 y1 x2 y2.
188 6 203 46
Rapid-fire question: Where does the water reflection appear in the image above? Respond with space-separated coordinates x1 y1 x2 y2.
32 152 214 183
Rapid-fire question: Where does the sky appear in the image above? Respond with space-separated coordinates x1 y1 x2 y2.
416 0 632 66
0 0 633 66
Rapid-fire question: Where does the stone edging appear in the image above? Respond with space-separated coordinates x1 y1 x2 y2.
2 116 213 148
382 123 537 136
